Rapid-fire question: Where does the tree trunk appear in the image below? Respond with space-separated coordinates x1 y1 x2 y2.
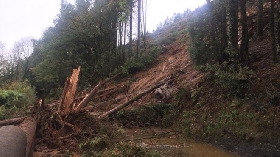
220 0 227 57
129 0 133 55
0 117 26 126
73 81 101 111
270 0 278 62
123 21 127 61
119 19 123 52
142 0 147 47
0 125 27 157
59 66 80 114
137 0 141 56
228 0 239 52
257 0 264 38
277 18 280 53
73 74 119 111
98 79 172 120
19 117 36 157
240 0 249 65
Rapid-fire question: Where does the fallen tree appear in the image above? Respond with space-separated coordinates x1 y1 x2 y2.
0 117 36 157
0 117 26 126
19 117 36 157
98 78 173 120
73 74 120 111
0 125 27 157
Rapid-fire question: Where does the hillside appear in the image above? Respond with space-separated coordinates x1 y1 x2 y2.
30 2 280 157
88 31 203 114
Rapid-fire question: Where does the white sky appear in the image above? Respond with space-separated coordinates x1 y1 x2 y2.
0 0 205 51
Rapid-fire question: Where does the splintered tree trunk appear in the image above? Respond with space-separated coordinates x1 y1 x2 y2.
59 66 81 114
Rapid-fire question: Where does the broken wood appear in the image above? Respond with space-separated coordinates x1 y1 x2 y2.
59 66 81 114
73 74 120 111
0 117 26 126
98 79 173 120
73 81 101 111
19 117 36 157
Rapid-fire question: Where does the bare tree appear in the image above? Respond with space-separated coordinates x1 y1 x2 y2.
11 37 34 81
0 42 7 77
0 41 5 58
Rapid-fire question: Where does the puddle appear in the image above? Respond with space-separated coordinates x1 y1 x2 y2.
125 128 240 157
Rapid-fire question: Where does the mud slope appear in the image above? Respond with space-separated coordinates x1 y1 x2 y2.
91 36 204 114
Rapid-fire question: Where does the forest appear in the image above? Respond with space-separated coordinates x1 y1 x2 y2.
0 0 280 156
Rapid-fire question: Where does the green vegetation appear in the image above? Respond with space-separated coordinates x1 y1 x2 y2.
0 0 280 156
0 80 35 120
201 62 255 97
178 80 280 145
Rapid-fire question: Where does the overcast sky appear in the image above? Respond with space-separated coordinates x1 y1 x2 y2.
0 0 205 51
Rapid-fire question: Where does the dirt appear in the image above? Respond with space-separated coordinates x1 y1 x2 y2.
90 40 203 114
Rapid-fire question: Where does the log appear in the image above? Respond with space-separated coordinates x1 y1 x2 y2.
19 117 36 157
98 79 172 120
59 66 80 113
0 125 27 157
73 81 101 111
0 117 26 126
73 74 120 111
